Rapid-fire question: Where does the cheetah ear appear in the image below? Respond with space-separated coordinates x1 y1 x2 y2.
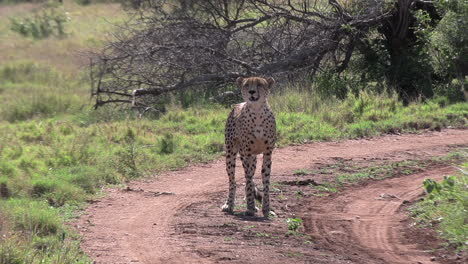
236 77 244 87
266 77 275 88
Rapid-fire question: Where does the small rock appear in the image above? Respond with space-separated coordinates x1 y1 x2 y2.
430 257 436 261
329 230 346 235
402 200 410 204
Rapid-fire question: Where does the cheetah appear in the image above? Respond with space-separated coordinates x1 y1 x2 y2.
222 76 276 217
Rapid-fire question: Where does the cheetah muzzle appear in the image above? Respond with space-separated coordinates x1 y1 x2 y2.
222 76 277 217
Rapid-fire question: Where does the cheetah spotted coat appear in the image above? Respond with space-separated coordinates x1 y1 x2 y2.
222 77 276 217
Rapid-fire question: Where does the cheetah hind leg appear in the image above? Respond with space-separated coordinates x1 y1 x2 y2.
241 187 260 214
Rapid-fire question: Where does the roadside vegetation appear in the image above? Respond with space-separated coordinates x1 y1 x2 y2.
411 162 468 252
0 0 467 263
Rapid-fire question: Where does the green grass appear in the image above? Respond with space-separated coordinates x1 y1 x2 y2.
0 198 89 264
271 89 467 144
0 61 86 122
410 163 468 251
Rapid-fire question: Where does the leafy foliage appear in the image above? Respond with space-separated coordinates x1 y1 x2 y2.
429 0 468 101
412 165 468 250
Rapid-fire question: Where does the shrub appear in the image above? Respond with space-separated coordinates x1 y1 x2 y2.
159 133 175 154
31 179 56 197
9 6 70 39
411 166 468 250
430 1 468 101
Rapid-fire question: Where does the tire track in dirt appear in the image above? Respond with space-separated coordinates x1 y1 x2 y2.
75 129 468 264
303 166 455 264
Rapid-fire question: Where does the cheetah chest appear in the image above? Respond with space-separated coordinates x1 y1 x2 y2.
240 113 274 154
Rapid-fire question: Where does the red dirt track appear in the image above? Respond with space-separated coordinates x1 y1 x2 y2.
75 129 468 264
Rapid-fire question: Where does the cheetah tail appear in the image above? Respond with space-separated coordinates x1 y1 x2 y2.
254 185 263 202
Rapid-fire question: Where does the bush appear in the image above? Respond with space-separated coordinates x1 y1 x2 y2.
159 133 175 154
9 6 70 39
430 2 468 101
411 167 468 250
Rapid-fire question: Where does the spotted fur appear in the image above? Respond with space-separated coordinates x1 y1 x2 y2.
221 76 276 217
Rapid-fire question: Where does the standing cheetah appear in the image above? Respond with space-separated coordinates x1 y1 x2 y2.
222 76 276 217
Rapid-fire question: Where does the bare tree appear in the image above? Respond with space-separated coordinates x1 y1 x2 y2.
90 0 432 110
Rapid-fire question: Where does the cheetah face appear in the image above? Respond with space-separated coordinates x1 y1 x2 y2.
236 77 275 104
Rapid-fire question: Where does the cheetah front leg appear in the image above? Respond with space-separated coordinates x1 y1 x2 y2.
261 150 273 217
222 150 237 214
241 154 257 216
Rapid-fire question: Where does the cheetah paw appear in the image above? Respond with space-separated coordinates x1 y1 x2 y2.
244 210 256 216
263 210 277 218
221 203 233 214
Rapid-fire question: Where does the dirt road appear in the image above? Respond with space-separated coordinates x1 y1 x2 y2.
75 129 468 264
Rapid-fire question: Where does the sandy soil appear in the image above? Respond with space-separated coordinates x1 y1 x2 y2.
75 129 468 264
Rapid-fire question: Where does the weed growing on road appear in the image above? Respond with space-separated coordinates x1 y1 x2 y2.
312 183 338 194
293 169 313 176
286 218 303 232
255 232 271 238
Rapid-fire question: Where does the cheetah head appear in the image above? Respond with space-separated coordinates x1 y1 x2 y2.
236 76 275 104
